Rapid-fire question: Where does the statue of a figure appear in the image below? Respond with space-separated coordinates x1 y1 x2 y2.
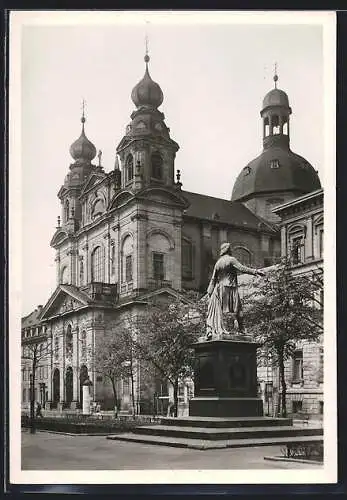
204 242 265 339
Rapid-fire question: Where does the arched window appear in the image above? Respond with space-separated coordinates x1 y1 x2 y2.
272 114 280 135
121 235 133 284
91 198 105 219
264 116 270 137
126 154 134 183
233 247 252 266
283 120 288 135
288 225 306 265
65 366 73 406
151 152 163 180
61 266 69 284
79 365 88 407
64 199 70 222
182 238 194 280
52 368 60 408
65 325 73 357
91 246 103 282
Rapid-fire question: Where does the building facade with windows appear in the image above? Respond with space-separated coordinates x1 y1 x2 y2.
271 188 324 419
21 55 321 415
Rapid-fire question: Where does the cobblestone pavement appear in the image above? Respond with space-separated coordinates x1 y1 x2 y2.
21 431 323 470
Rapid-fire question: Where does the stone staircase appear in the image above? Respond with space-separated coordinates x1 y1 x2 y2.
107 416 323 450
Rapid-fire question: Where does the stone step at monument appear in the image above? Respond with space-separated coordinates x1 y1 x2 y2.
130 424 323 441
159 416 293 428
107 433 323 451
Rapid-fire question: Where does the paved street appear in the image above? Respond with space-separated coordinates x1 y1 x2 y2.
21 431 323 470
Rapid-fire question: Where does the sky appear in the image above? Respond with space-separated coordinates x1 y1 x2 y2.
17 12 330 316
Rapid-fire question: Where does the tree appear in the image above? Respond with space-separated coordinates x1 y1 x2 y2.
92 325 137 414
135 296 203 417
244 260 323 417
21 337 52 434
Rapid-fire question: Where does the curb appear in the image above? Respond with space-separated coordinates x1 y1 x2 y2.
264 455 323 465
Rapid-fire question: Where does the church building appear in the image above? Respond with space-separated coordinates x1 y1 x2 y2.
21 52 321 414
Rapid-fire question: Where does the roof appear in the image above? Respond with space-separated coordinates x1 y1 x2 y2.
272 188 324 215
22 307 43 329
231 146 321 202
262 88 290 111
182 190 276 232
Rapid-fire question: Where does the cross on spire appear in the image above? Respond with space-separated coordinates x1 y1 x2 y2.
273 62 278 88
144 21 150 65
81 98 86 124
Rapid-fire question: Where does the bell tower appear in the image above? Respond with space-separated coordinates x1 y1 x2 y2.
261 68 292 150
116 49 179 191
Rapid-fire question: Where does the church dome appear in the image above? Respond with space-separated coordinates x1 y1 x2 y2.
232 72 321 203
231 147 321 202
69 117 96 164
262 88 290 110
131 55 164 109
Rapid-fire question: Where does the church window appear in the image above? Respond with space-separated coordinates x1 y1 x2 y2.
64 200 70 222
319 229 324 258
182 239 193 280
125 255 133 283
61 266 69 284
243 166 251 176
65 325 73 358
136 121 146 130
153 252 164 281
110 242 115 276
151 152 163 180
291 236 304 264
270 159 280 169
292 349 303 382
233 247 252 266
79 258 84 285
288 225 306 264
91 246 103 282
91 198 104 219
126 154 134 183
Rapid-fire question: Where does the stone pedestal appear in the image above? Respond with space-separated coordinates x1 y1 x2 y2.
189 336 263 418
82 379 93 415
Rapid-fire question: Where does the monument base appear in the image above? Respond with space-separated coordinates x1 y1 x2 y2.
189 397 263 417
189 337 263 418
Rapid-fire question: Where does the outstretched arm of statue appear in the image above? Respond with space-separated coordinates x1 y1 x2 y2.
230 256 265 276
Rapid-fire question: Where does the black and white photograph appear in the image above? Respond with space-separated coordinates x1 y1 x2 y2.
9 10 336 485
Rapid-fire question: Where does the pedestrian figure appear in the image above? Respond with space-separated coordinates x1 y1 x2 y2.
35 401 43 418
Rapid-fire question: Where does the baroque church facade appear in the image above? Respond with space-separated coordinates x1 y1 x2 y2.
21 53 321 414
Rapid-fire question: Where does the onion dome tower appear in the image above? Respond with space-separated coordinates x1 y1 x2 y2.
231 70 321 222
69 113 97 165
58 105 98 231
116 46 179 191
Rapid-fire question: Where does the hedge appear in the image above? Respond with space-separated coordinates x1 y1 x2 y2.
21 414 157 434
